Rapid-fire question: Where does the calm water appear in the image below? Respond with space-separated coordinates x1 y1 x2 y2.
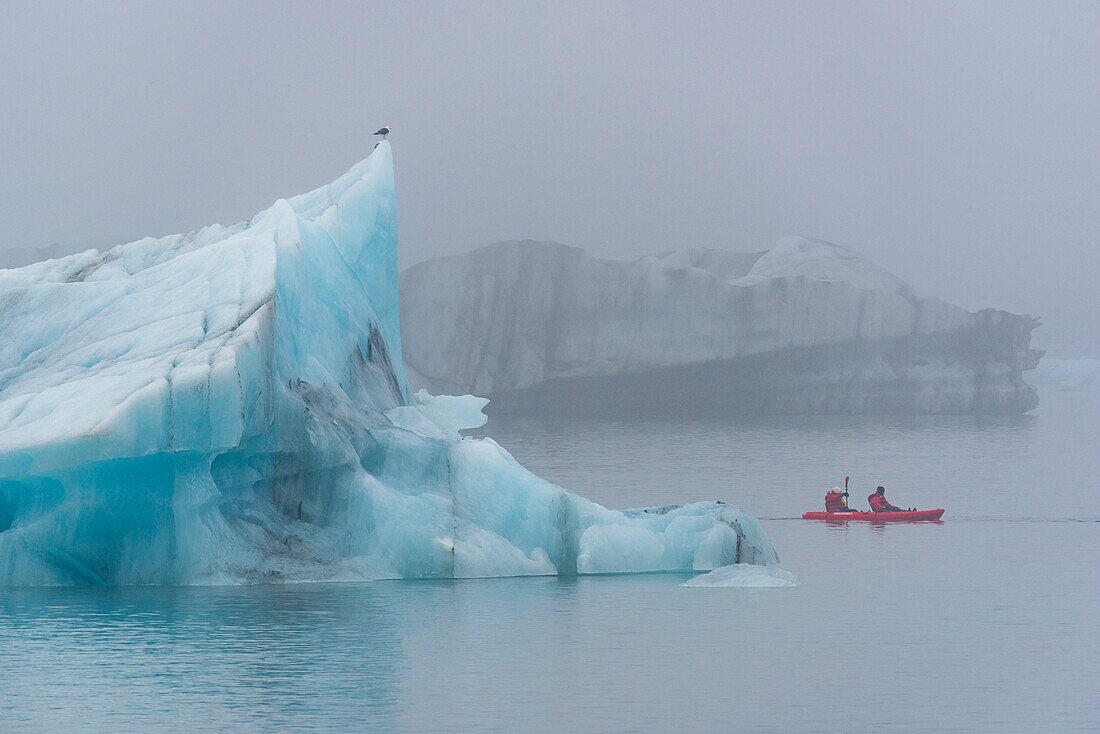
2 390 1098 733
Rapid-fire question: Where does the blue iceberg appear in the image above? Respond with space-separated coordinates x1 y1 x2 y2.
0 143 777 585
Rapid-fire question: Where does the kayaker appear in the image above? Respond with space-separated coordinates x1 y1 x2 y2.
824 487 856 513
868 486 902 512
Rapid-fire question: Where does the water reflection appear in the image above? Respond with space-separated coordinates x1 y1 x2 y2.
1 585 405 732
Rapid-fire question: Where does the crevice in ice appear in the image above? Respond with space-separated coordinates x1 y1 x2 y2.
855 289 867 339
64 253 108 283
165 358 179 449
447 448 458 578
365 324 405 407
230 295 273 336
0 486 13 533
553 492 579 575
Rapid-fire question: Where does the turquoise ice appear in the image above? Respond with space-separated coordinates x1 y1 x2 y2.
0 143 776 585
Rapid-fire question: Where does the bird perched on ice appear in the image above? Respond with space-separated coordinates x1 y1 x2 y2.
373 126 391 140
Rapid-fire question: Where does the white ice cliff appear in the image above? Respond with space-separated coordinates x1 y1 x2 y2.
0 144 776 585
401 240 1042 415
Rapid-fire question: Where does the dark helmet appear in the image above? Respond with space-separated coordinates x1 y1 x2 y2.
876 486 886 494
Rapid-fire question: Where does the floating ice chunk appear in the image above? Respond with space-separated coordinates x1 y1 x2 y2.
682 564 799 588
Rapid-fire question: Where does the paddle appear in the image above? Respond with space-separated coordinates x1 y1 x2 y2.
844 475 851 512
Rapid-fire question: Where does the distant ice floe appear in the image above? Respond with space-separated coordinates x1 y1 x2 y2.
1030 358 1100 391
683 564 799 588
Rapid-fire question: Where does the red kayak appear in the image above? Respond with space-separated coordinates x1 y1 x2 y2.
801 509 945 522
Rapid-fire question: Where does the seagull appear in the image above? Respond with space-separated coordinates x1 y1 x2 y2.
373 126 391 140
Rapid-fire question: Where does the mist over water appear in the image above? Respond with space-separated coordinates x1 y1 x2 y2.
4 389 1097 732
2 2 1098 352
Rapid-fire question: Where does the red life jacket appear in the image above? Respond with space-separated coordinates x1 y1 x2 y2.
868 493 891 512
825 491 847 512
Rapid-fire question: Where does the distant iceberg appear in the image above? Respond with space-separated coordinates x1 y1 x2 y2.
0 143 776 585
400 240 1043 415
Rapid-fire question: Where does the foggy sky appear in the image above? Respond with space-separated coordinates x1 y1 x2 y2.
1 1 1097 353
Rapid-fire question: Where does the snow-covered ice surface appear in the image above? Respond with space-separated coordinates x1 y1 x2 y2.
0 143 776 585
401 239 1043 414
682 564 799 588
